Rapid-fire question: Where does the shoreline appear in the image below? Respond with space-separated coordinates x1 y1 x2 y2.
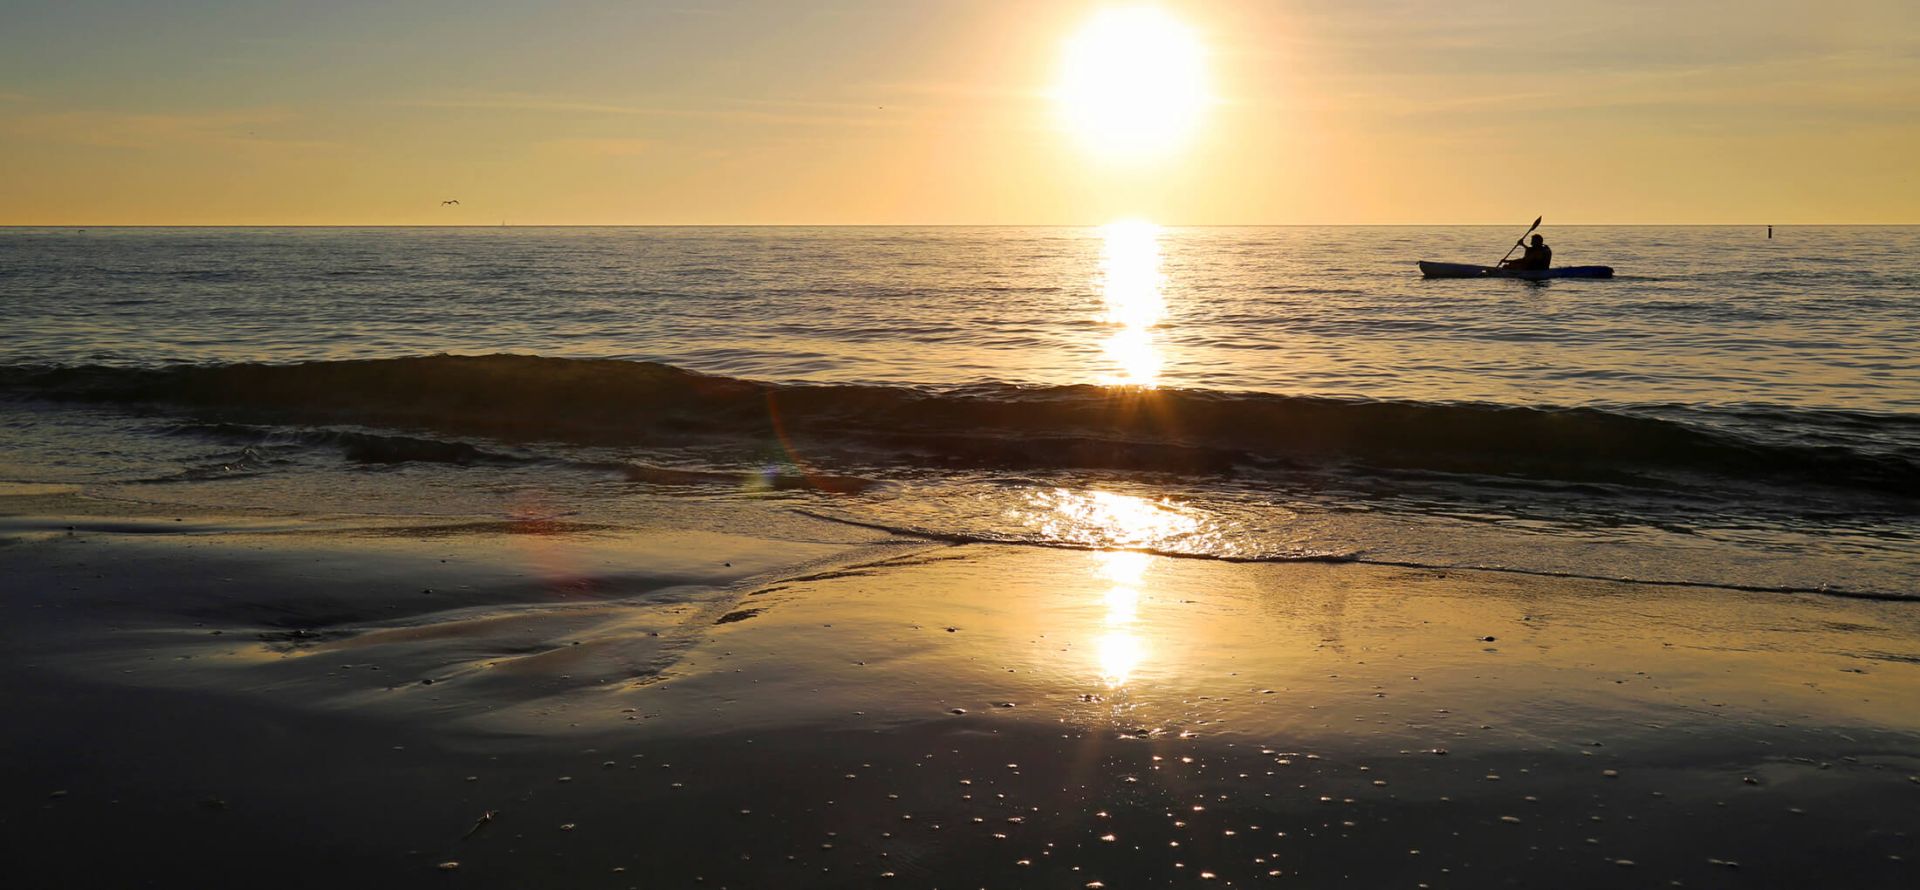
4 493 1919 886
797 508 1917 602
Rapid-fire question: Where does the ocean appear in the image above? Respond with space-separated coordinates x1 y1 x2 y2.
3 225 1916 596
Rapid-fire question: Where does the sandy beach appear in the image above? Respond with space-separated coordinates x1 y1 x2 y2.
7 0 1918 883
5 487 1917 888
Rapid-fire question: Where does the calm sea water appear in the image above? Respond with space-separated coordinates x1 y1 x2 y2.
2 226 1916 595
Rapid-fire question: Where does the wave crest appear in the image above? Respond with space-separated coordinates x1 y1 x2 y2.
4 354 1915 495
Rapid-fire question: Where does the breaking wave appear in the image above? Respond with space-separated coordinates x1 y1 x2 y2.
4 354 1916 496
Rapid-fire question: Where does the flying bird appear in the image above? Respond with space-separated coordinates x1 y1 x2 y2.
441 199 460 206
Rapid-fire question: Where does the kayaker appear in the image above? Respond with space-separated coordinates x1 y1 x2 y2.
1500 234 1552 271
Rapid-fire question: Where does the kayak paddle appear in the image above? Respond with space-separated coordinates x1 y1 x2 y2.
1497 216 1543 267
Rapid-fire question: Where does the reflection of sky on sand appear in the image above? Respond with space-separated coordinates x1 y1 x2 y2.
1097 220 1166 387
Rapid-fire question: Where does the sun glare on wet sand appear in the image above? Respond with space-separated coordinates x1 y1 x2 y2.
1095 550 1152 686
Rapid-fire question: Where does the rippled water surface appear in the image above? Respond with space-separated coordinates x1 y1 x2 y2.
2 226 1917 596
5 225 1917 409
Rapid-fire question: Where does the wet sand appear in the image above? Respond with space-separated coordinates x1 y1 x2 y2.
3 492 1919 888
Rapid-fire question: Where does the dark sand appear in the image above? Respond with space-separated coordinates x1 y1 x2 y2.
3 489 1918 888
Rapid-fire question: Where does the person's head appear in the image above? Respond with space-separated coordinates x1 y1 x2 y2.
1530 234 1545 247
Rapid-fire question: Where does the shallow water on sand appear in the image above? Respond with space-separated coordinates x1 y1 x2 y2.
5 517 1918 888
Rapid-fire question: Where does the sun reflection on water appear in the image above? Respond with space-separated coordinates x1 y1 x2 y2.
1096 549 1151 585
1103 583 1140 624
1094 550 1149 687
1098 220 1167 387
1097 630 1145 687
1022 488 1204 551
1007 489 1233 689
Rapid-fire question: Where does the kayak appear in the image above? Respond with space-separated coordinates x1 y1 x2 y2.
1418 261 1614 280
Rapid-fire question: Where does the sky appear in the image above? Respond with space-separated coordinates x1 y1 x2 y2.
1 0 1916 225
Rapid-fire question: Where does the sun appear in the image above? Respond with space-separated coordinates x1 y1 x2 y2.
1056 7 1210 161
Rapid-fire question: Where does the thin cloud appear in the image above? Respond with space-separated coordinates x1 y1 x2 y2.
392 91 914 129
1260 47 1920 122
2 108 336 152
536 137 653 158
857 81 1048 102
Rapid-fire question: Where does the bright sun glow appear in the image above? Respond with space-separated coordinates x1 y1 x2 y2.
1057 7 1210 160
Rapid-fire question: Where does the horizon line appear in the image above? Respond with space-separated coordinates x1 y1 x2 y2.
4 222 1913 229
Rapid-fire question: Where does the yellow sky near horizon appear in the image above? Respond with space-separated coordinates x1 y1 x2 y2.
1 0 1916 225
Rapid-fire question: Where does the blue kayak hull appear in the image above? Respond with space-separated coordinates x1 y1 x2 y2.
1419 261 1614 280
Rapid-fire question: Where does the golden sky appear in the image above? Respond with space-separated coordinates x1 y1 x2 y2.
2 0 1916 225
